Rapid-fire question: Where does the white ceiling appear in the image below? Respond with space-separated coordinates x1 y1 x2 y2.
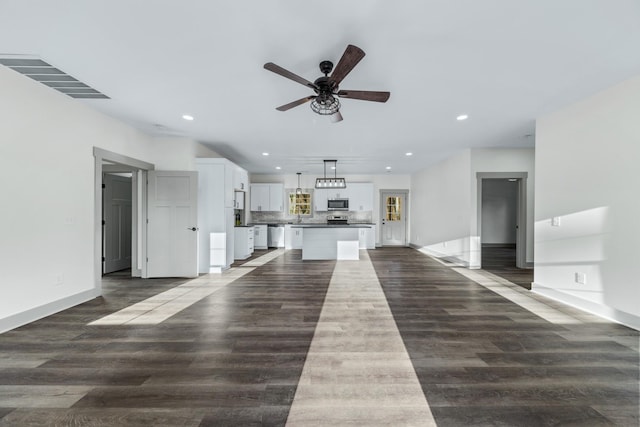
1 1 639 175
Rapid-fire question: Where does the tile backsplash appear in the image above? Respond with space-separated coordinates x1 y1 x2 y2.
251 210 373 224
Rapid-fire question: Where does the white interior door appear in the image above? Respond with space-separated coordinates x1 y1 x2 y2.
381 192 407 246
146 171 198 278
103 173 132 274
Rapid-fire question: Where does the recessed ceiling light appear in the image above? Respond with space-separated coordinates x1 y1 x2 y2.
262 152 269 156
182 114 194 121
275 166 281 170
405 152 413 156
385 166 392 170
456 114 468 121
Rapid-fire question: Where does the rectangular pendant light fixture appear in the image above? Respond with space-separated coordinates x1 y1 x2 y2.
315 160 347 188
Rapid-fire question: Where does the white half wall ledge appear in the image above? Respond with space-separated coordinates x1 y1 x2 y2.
532 282 640 331
0 289 100 334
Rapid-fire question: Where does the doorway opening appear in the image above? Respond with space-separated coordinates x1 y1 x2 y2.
94 148 154 294
476 172 532 289
103 172 132 275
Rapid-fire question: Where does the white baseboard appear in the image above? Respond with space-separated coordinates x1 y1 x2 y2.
532 282 640 331
409 244 470 267
0 288 100 334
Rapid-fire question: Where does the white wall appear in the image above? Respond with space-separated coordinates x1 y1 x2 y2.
0 66 205 332
481 179 518 244
410 148 535 267
534 75 640 329
410 150 473 264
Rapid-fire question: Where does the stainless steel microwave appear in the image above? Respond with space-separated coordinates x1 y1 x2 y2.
327 198 349 211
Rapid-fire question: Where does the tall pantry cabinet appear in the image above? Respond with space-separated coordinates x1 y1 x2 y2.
196 158 248 273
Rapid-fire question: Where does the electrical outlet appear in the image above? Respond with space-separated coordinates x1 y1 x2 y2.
551 217 561 227
54 273 64 286
574 272 586 285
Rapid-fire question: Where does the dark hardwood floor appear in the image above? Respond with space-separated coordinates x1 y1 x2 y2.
370 247 639 426
481 244 533 289
0 247 637 426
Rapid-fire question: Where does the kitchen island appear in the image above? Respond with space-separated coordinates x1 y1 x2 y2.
290 224 373 260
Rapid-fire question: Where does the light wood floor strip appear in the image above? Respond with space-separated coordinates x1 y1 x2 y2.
286 251 436 426
452 267 583 324
89 250 285 326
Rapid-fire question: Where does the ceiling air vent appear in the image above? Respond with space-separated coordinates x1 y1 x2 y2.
0 56 109 99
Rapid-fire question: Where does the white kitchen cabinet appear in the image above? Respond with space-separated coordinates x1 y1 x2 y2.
254 224 268 249
268 184 284 212
234 166 248 191
234 191 245 210
197 158 241 273
250 183 284 212
284 224 303 249
250 184 269 212
224 164 234 208
314 188 328 211
358 225 376 249
234 226 254 260
367 224 376 249
291 227 303 249
314 184 373 212
348 183 374 211
325 190 346 199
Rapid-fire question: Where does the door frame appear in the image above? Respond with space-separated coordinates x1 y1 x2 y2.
476 172 528 269
94 147 154 295
379 189 409 247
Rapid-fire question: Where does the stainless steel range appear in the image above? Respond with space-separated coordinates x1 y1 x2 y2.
326 214 348 225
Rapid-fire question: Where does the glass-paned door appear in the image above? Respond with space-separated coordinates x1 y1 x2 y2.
381 191 407 246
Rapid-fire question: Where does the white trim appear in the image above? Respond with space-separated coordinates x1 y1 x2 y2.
0 289 99 334
533 282 640 331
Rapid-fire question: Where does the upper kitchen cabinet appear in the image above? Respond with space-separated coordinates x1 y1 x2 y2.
233 166 248 192
314 183 374 212
250 183 284 212
314 188 328 211
348 183 374 211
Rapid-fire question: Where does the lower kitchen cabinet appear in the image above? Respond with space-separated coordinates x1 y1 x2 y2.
234 226 254 260
358 225 376 249
284 224 303 249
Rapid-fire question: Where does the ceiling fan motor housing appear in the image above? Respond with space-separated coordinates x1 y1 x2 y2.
319 60 334 75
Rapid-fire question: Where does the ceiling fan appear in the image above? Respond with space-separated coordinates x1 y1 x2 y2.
264 44 390 122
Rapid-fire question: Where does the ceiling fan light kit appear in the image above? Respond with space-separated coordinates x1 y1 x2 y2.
315 160 346 189
264 44 390 122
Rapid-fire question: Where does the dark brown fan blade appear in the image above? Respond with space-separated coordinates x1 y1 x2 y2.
264 63 318 90
337 90 390 103
330 45 366 86
276 96 315 111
